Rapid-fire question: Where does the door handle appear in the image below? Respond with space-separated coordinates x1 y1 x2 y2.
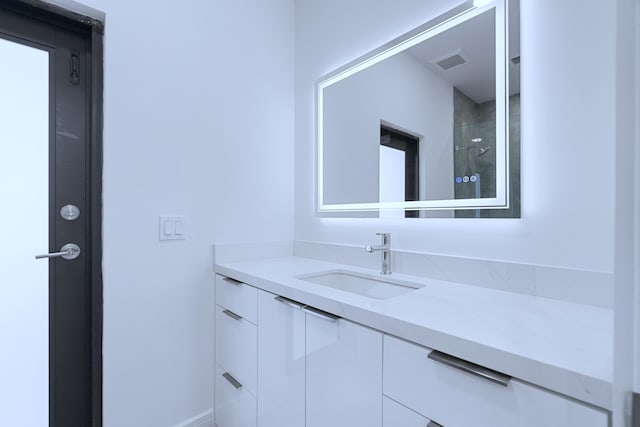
35 243 81 260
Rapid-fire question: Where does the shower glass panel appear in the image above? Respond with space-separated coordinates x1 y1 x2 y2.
0 37 49 426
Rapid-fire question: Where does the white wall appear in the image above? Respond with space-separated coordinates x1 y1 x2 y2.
295 0 616 273
613 0 639 425
75 0 294 425
322 51 453 204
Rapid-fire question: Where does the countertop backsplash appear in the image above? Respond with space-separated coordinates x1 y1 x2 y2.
213 240 613 309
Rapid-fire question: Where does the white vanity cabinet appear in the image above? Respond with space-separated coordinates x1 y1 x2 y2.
256 291 305 427
214 272 609 427
257 289 383 427
215 364 257 427
383 396 431 427
383 335 609 427
305 307 383 427
214 274 258 427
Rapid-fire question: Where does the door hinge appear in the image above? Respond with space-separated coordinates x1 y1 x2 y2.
633 392 640 427
69 53 80 85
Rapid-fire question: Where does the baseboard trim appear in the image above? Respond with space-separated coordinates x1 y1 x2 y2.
173 409 214 427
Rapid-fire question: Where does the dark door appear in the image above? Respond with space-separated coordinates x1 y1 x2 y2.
0 4 101 426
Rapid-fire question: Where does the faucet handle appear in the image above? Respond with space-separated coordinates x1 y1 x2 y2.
376 232 390 244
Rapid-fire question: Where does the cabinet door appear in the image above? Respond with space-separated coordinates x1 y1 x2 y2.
384 335 608 427
257 291 305 427
306 314 383 427
383 396 430 427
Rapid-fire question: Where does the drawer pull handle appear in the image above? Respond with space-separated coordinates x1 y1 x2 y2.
302 306 340 322
427 421 444 427
222 309 242 321
276 296 340 322
222 372 242 389
428 350 511 387
274 295 305 310
222 277 242 286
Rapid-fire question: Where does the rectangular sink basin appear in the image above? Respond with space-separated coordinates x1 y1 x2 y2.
297 270 422 300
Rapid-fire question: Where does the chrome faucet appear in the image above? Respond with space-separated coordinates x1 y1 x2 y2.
365 233 391 275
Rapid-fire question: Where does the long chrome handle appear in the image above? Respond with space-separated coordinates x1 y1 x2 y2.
275 295 339 321
222 277 242 286
36 251 69 259
222 372 242 389
427 421 443 427
274 296 305 310
428 350 511 387
222 309 242 321
302 306 340 322
35 243 81 260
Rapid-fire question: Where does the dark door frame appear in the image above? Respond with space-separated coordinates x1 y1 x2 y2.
380 125 420 218
0 1 104 426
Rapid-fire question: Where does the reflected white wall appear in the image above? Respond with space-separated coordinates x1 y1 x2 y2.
323 51 453 204
379 146 405 219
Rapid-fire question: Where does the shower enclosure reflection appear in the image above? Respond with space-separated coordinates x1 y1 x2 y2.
455 91 521 218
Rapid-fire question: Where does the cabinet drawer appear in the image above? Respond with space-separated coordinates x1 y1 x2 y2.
215 364 256 427
215 305 257 396
383 335 608 427
215 274 257 324
383 396 431 427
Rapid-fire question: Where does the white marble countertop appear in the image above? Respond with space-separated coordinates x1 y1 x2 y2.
215 256 613 410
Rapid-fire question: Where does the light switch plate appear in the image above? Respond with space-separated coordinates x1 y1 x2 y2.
159 215 186 241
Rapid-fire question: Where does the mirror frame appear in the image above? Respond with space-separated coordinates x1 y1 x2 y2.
316 0 511 213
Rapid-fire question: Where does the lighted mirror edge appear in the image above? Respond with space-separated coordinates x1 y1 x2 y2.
494 0 509 208
316 1 491 89
315 0 511 213
318 197 509 212
316 0 492 90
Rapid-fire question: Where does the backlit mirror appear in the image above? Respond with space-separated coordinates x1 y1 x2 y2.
317 0 520 217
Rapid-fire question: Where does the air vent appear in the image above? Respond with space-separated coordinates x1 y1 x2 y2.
436 54 466 70
431 49 471 71
510 56 520 65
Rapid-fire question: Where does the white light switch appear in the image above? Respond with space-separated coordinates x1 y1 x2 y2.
159 216 186 241
174 219 184 236
163 219 174 235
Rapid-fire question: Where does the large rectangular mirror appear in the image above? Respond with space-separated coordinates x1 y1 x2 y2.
317 0 520 217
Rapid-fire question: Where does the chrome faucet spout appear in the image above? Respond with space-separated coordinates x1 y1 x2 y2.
365 233 391 274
